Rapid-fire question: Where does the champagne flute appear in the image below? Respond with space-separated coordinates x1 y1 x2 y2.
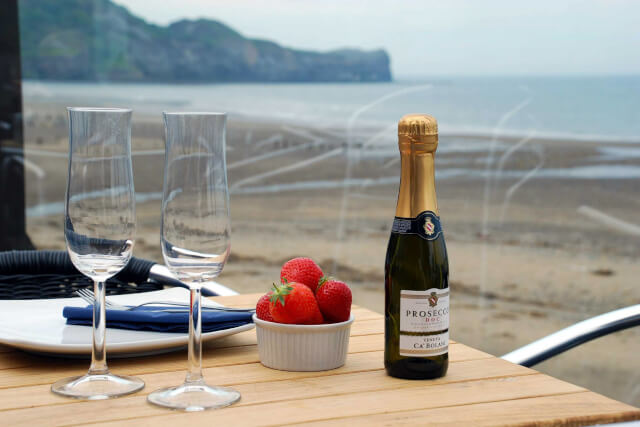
52 107 144 399
147 112 239 411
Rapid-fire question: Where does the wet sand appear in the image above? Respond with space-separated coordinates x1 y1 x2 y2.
21 103 640 407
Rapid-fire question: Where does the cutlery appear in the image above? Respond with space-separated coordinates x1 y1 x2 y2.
74 289 255 313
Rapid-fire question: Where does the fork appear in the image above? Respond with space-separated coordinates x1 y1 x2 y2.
74 289 255 313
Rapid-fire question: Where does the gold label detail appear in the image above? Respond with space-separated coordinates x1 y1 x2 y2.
424 217 435 236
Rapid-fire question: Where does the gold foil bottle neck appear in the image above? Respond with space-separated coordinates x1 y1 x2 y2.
398 114 438 153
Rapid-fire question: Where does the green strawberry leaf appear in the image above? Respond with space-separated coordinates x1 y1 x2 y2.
269 282 293 307
316 276 333 292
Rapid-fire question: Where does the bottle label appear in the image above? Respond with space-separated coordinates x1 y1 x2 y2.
392 211 443 241
400 332 448 357
400 289 449 333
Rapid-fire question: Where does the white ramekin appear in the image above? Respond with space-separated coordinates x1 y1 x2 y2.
253 314 354 371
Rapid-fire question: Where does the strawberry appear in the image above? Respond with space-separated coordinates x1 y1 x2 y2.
256 293 274 322
304 307 325 325
316 277 352 323
280 257 324 292
269 281 323 324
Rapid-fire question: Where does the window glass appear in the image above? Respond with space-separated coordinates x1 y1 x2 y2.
17 0 640 407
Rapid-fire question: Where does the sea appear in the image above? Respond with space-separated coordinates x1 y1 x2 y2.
22 76 640 143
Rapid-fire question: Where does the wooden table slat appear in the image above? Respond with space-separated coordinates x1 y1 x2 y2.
0 349 510 414
87 374 589 427
295 392 640 427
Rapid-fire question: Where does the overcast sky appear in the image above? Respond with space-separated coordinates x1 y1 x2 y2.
113 0 640 78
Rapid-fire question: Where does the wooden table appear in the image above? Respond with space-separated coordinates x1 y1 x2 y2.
1 294 639 426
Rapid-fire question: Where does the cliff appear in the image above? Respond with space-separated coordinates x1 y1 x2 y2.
19 0 392 83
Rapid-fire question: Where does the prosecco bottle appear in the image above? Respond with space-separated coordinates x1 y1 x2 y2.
384 114 449 379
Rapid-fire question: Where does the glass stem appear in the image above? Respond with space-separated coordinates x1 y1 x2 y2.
185 286 203 383
89 280 108 375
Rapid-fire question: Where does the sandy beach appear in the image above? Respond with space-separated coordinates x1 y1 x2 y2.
21 101 640 407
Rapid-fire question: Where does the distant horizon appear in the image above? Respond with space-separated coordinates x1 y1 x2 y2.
22 74 640 85
395 73 640 80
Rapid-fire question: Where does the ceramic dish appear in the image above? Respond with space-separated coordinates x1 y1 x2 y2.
253 314 354 371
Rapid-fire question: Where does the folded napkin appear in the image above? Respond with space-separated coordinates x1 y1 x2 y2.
63 305 254 333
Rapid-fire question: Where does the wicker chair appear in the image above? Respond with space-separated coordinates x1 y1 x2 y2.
0 250 229 299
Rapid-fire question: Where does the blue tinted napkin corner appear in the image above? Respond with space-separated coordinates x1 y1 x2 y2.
63 305 253 333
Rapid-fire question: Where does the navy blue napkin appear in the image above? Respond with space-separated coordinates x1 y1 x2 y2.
63 305 254 333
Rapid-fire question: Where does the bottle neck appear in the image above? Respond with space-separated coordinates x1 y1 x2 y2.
395 151 438 218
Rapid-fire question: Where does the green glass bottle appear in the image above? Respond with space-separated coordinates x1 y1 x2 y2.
384 114 449 379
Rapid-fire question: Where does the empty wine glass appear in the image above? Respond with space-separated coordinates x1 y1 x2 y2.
147 112 238 411
52 107 144 399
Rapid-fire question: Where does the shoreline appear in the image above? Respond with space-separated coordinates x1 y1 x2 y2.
21 79 640 146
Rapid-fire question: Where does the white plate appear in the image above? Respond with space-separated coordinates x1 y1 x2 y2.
0 288 254 358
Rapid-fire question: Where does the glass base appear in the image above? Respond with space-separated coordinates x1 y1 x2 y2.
51 372 145 400
147 381 241 411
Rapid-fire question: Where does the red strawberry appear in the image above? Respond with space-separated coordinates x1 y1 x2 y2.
269 281 323 324
316 277 352 323
256 293 274 322
280 257 324 292
303 307 324 325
